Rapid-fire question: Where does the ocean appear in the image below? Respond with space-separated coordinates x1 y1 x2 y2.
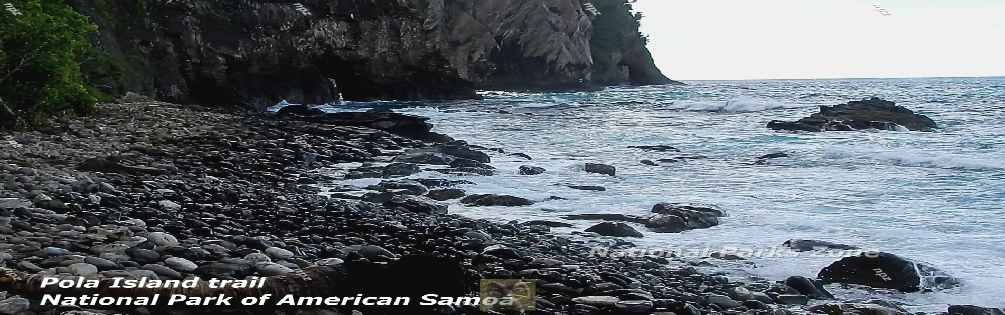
330 77 1005 311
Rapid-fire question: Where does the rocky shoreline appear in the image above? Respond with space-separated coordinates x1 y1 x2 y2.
0 101 1000 315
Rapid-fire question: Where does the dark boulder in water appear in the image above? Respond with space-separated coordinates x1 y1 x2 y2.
585 222 644 238
460 194 534 207
629 145 680 152
519 165 546 175
645 203 725 233
768 98 937 132
949 305 1005 315
784 276 834 299
818 252 960 292
585 163 616 176
426 188 466 201
783 239 859 252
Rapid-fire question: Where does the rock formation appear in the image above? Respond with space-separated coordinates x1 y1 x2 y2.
768 98 938 132
68 0 676 110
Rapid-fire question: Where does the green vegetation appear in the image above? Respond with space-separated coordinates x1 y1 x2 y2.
589 0 644 52
0 0 98 129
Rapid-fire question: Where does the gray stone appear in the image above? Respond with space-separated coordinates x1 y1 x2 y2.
584 163 616 176
0 297 30 315
777 294 809 305
143 264 182 279
164 257 198 272
255 262 294 276
264 247 295 260
0 198 30 210
84 256 120 270
68 262 99 276
158 200 181 211
244 252 272 263
146 232 179 247
706 294 741 308
571 296 619 307
315 258 344 266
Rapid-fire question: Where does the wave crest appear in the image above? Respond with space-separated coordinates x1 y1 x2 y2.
671 97 790 113
823 146 1005 170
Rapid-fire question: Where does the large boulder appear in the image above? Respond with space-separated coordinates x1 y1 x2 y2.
585 163 616 176
768 98 937 132
818 252 960 292
645 203 725 233
460 194 534 207
585 222 643 238
949 305 1005 315
783 239 859 252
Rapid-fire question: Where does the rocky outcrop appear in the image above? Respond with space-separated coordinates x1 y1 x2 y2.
69 0 674 109
818 252 959 292
589 0 679 86
768 98 938 132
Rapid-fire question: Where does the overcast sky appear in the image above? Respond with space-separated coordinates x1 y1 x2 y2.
633 0 1005 80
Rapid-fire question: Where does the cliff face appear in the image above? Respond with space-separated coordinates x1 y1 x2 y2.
70 0 673 109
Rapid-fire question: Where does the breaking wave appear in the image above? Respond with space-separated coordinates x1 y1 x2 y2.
670 97 791 112
823 146 1005 170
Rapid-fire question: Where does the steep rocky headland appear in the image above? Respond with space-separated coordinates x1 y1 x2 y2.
68 0 678 110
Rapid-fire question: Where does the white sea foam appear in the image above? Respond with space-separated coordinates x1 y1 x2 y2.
671 97 790 112
823 146 1005 170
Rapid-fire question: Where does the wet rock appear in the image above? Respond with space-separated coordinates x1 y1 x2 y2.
561 213 648 224
585 163 616 176
449 158 492 169
158 200 182 211
255 262 294 276
818 252 960 292
706 294 741 308
572 296 620 307
0 198 30 210
382 163 421 178
757 152 789 160
460 194 534 207
439 144 491 163
523 220 575 228
393 151 454 164
143 264 182 279
383 195 447 214
244 253 272 263
776 294 809 305
519 165 546 175
374 180 429 195
84 256 120 270
509 153 532 160
810 302 909 315
568 185 606 191
264 247 295 260
784 276 834 299
193 262 253 279
784 239 858 252
586 222 643 238
948 305 1005 315
393 152 454 165
68 263 99 276
646 203 725 233
629 145 680 152
0 297 30 315
427 188 465 201
768 97 937 132
640 160 657 166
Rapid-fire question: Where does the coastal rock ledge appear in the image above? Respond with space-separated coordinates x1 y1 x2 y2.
768 97 937 132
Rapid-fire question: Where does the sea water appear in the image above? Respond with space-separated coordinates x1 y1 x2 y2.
331 77 1005 310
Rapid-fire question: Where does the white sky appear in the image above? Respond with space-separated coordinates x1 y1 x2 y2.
633 0 1005 80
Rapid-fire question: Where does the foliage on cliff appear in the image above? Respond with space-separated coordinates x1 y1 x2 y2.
0 0 97 129
589 0 674 85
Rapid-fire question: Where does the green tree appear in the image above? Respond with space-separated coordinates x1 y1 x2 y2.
0 0 97 129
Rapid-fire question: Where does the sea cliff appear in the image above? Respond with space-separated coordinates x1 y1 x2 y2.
68 0 676 109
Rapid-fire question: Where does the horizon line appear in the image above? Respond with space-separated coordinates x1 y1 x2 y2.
675 74 1005 82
